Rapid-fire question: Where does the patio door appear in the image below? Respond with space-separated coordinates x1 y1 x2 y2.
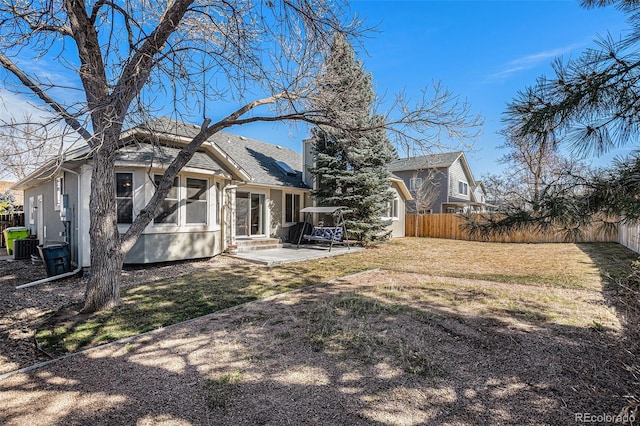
235 192 265 237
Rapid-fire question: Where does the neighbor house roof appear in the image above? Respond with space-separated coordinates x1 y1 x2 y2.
388 152 463 172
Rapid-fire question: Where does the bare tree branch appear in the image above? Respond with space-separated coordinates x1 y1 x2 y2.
0 53 93 142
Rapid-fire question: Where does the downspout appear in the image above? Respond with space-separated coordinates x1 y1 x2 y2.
16 167 83 289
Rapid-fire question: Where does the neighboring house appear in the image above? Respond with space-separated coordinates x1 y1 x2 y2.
0 181 24 211
472 181 489 209
388 151 489 214
11 117 310 268
301 139 412 238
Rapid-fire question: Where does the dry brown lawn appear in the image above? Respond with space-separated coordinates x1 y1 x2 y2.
1 238 638 425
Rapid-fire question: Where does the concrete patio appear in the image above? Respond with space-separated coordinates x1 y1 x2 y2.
230 244 363 265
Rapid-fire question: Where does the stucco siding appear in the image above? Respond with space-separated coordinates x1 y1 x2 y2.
387 183 406 238
24 178 65 245
63 170 80 264
270 189 284 239
124 231 221 264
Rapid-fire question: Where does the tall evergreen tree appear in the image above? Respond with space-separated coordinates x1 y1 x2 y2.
309 34 396 243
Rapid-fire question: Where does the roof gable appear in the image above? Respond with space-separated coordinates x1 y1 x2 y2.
116 142 227 174
388 152 463 172
14 117 306 190
133 118 306 188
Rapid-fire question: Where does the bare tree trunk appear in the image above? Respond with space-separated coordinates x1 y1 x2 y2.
82 144 123 312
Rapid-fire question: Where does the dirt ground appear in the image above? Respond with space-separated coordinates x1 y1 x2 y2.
1 264 638 425
0 248 244 375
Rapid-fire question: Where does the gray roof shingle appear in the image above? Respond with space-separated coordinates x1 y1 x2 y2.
133 117 306 188
209 133 306 188
388 152 463 172
116 142 225 172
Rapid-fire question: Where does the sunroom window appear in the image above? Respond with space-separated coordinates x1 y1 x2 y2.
186 178 208 224
154 175 179 225
116 172 133 224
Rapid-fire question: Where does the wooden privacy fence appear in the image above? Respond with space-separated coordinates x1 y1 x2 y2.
619 222 640 253
0 212 26 248
405 214 618 244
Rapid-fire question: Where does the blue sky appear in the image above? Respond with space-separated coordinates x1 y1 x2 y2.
236 0 633 179
0 1 634 181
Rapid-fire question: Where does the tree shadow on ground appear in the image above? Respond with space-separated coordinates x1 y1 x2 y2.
576 242 640 400
33 261 329 357
1 268 636 425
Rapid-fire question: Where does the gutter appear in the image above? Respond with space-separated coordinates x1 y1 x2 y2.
16 167 83 289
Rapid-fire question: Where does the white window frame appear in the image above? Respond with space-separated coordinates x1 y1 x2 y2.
214 181 222 228
409 177 422 191
284 192 301 225
458 180 468 196
382 196 400 221
116 172 134 225
185 177 209 225
153 174 180 226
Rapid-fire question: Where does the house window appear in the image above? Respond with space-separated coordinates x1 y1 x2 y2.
458 181 468 196
215 182 221 226
154 175 179 225
285 193 301 223
186 178 208 224
387 198 399 219
116 172 133 224
409 177 422 191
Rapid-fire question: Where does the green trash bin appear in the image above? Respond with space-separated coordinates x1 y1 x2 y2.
3 227 30 255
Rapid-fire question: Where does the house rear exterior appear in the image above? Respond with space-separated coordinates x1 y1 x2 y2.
12 118 310 268
13 118 410 270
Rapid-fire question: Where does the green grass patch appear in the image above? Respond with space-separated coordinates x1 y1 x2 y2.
37 264 335 356
36 238 637 356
